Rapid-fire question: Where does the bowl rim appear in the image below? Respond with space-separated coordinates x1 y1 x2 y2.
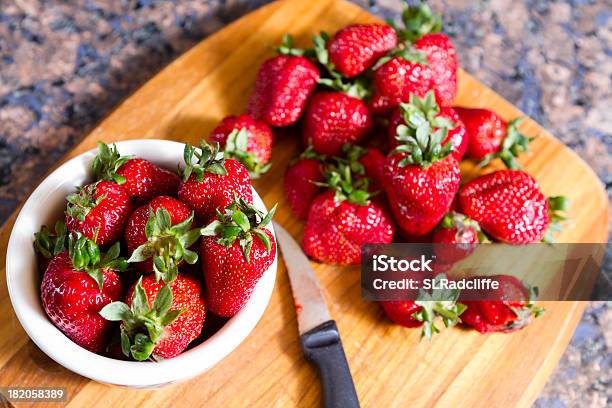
6 139 277 387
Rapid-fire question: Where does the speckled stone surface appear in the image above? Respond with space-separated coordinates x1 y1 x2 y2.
0 0 610 406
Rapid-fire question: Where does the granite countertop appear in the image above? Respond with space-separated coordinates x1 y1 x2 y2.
0 0 610 406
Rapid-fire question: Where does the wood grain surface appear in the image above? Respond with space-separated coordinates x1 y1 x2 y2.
0 0 608 407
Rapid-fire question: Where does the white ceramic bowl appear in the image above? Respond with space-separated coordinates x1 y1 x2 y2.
6 139 277 387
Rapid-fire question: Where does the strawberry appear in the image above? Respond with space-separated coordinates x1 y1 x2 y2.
326 23 397 78
383 93 460 237
454 107 533 169
209 114 273 178
302 162 394 265
34 220 68 272
343 145 386 190
394 3 458 107
247 35 320 127
380 274 466 338
125 196 201 282
303 91 373 156
458 170 569 243
100 274 206 360
368 55 436 116
178 141 253 221
284 147 326 220
65 181 133 246
41 234 126 353
460 275 544 333
432 212 485 245
92 142 180 203
200 197 277 317
432 212 488 265
388 92 467 161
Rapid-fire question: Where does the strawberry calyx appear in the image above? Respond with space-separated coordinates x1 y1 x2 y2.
180 141 228 182
289 145 327 166
34 220 68 259
91 142 134 184
481 117 535 170
201 196 277 263
222 128 271 179
310 32 371 100
128 208 201 283
372 46 428 71
65 182 107 222
412 274 467 339
342 144 368 176
390 91 455 167
506 285 545 331
440 212 489 243
68 232 128 290
390 2 442 43
275 34 306 56
99 277 184 361
316 159 372 206
542 196 570 243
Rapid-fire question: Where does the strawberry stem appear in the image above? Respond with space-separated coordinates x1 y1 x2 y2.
222 128 271 178
390 91 455 167
542 196 570 243
413 274 466 339
180 141 228 182
68 232 128 290
200 196 277 263
91 142 133 184
395 2 442 43
128 208 202 283
99 277 184 361
34 220 68 259
480 117 535 170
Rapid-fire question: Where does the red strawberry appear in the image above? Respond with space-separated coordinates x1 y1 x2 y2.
432 212 488 265
368 56 436 116
284 147 326 220
200 197 277 317
414 33 457 107
394 3 458 107
247 35 319 127
383 94 460 237
432 212 483 245
327 23 398 78
178 141 253 221
92 142 180 203
380 274 465 338
100 274 206 360
41 234 126 353
65 181 133 246
454 107 533 169
34 220 68 273
303 91 373 156
460 275 544 333
458 170 569 243
388 93 467 161
209 114 273 178
302 162 394 265
125 196 200 282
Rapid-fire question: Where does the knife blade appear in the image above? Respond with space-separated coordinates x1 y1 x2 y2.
273 222 360 408
273 221 331 334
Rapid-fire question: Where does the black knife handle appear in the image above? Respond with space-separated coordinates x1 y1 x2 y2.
300 320 360 408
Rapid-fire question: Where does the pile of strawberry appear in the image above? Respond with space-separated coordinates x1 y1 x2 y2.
34 141 277 360
243 4 566 336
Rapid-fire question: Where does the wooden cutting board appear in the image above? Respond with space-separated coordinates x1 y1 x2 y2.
0 0 608 407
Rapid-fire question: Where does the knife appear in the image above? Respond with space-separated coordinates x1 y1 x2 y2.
273 222 360 408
